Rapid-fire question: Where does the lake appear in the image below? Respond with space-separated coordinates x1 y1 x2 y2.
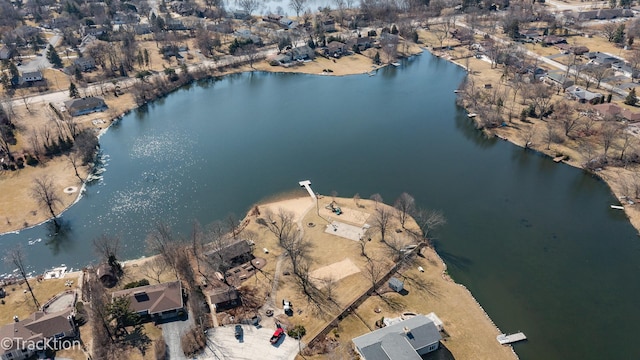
2 53 639 359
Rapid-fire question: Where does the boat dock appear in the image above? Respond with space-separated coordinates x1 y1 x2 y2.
497 332 527 345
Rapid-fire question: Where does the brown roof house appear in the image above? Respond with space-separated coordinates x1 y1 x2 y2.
204 239 253 268
593 102 640 122
111 281 185 322
206 285 240 312
0 309 77 360
64 97 108 117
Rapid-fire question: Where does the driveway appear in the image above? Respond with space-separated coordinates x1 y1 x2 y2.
162 312 195 360
197 326 300 360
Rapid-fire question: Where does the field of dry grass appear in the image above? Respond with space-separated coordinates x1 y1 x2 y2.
0 276 78 325
233 196 516 360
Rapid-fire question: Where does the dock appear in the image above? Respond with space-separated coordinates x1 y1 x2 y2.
610 205 624 210
497 332 527 345
553 155 567 163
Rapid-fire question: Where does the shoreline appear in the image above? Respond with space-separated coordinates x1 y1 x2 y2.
0 46 422 235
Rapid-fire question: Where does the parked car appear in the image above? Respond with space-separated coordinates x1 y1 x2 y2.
235 325 243 340
270 327 285 344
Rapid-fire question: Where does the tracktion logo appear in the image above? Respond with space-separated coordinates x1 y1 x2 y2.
1 337 82 352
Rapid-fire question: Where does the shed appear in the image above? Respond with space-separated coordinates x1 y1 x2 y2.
0 288 5 298
96 263 117 288
389 277 404 293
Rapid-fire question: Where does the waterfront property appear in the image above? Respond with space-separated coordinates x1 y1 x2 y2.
111 281 184 322
0 309 76 360
64 97 108 116
352 315 442 360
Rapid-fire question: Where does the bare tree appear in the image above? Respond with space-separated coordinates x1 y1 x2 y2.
67 152 85 183
289 0 307 18
394 192 415 228
353 193 361 207
5 246 40 309
552 100 579 139
31 175 62 230
413 208 446 242
364 258 385 294
146 223 182 280
523 125 537 148
619 131 636 161
601 121 621 160
371 206 392 243
369 193 383 208
141 257 169 284
526 83 554 119
238 0 259 15
264 208 298 246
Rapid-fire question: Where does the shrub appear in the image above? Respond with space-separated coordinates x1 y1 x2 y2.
287 325 306 339
25 154 39 166
181 326 206 357
123 279 150 289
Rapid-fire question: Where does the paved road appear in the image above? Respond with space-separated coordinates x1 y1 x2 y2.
18 32 61 73
162 313 195 360
197 325 300 360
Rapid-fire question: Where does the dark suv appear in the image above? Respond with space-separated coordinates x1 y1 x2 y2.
235 325 243 340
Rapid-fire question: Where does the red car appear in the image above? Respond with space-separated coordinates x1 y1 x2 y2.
270 327 285 344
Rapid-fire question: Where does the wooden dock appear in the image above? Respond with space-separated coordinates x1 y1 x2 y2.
497 332 527 345
553 155 567 163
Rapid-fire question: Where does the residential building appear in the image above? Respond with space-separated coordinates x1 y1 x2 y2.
0 45 13 60
204 238 253 267
565 85 603 103
593 102 640 122
352 315 442 360
291 45 315 61
543 70 574 88
206 285 240 312
19 71 43 85
0 309 76 360
325 41 347 57
111 281 184 322
64 97 108 117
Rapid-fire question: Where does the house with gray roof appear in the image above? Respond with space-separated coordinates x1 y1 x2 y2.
64 97 108 116
352 315 441 360
565 85 603 103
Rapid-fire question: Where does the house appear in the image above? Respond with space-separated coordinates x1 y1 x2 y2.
322 19 336 32
64 97 108 117
206 285 240 312
544 70 574 88
570 45 590 55
64 56 97 75
542 35 567 45
233 10 250 20
19 71 43 85
0 45 13 60
587 52 622 66
263 14 282 23
291 45 315 61
325 41 347 57
518 28 540 42
593 102 640 122
352 315 442 360
347 36 373 52
0 309 76 360
205 239 253 267
611 62 640 78
279 18 297 29
111 281 184 321
96 263 117 287
565 85 603 103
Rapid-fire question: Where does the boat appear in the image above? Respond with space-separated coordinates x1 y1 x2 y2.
391 62 401 67
467 113 477 118
610 205 624 210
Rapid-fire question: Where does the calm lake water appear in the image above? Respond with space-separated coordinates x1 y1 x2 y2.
2 53 640 359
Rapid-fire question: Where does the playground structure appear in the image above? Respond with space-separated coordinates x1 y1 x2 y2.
327 201 342 215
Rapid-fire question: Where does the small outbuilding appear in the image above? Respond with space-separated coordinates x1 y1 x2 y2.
389 277 404 293
96 263 117 288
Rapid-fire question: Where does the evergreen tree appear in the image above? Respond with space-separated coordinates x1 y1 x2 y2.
69 82 79 98
47 45 63 68
373 51 381 65
625 88 637 106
